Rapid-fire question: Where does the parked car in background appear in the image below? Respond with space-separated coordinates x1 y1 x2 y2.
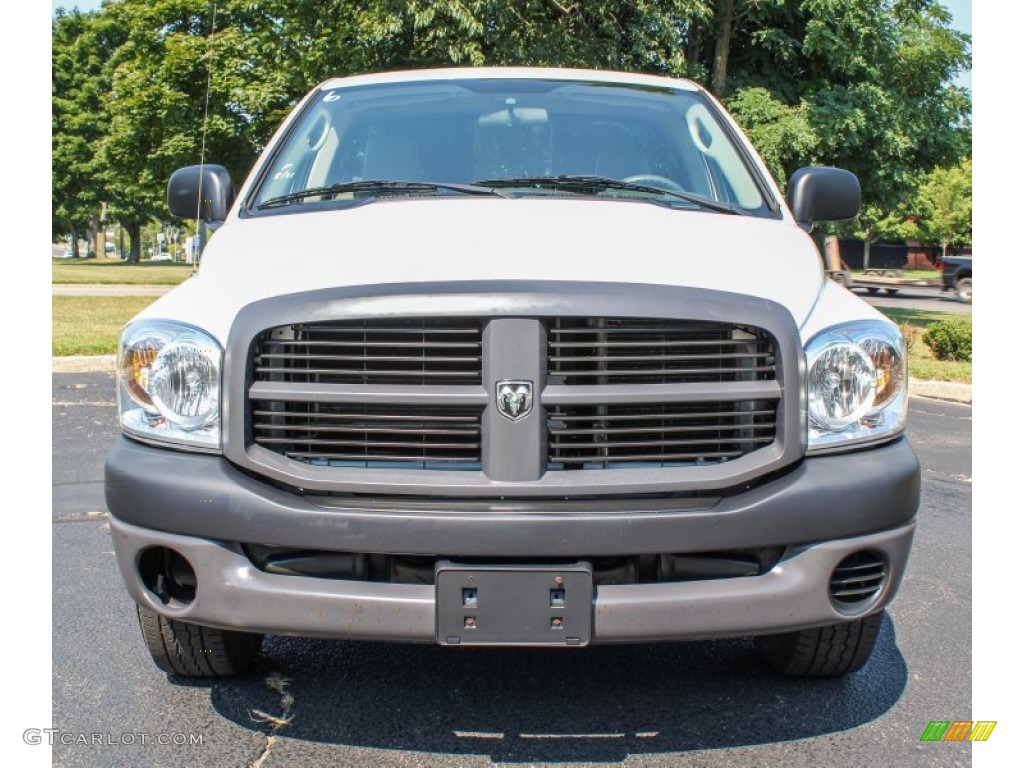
941 255 972 303
150 252 174 262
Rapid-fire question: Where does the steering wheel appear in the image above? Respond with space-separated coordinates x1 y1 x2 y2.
622 174 686 192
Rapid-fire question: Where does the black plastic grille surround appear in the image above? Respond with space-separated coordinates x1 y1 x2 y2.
547 400 778 468
547 317 775 385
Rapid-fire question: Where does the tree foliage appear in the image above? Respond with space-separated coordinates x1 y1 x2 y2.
724 87 816 189
915 159 971 257
52 0 971 250
52 9 126 251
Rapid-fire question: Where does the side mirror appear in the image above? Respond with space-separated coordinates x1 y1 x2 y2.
786 166 860 226
167 164 233 222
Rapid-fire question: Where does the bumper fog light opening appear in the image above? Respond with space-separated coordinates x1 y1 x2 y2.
828 550 888 615
138 546 198 608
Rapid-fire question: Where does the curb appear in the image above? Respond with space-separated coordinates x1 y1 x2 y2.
909 377 972 405
52 355 116 373
52 284 172 297
52 356 975 405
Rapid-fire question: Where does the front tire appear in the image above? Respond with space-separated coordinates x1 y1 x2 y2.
137 605 263 677
756 613 883 678
956 278 972 303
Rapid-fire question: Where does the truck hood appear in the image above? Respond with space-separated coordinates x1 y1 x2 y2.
142 197 824 341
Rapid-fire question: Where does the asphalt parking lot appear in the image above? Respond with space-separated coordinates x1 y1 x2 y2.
52 371 971 767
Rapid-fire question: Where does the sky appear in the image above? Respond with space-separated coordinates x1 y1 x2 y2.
51 0 974 91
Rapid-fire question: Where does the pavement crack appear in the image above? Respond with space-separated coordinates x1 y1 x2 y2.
247 669 295 767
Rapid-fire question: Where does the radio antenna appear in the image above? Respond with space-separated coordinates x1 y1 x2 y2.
193 0 218 273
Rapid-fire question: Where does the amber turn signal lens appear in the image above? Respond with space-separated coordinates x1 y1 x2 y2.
862 339 903 408
120 337 163 411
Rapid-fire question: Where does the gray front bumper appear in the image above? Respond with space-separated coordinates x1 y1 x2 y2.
110 516 914 642
105 436 919 556
106 435 919 643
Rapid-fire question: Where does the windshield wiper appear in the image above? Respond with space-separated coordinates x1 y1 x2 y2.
257 179 509 210
474 175 745 215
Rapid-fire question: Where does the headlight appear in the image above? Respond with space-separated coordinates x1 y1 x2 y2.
806 320 907 453
118 321 222 452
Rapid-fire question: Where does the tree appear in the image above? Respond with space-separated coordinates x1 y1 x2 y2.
915 159 971 259
724 87 816 188
52 0 971 259
851 203 918 271
356 1 706 76
99 0 307 260
52 9 126 257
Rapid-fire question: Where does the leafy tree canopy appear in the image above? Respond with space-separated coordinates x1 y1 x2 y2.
53 0 971 249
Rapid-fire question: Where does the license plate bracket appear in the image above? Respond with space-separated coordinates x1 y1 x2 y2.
435 562 592 647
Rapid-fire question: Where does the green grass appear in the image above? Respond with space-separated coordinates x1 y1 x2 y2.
852 269 940 281
52 296 158 356
52 258 193 285
877 307 972 383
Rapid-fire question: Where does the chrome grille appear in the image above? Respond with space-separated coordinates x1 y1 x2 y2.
253 318 483 386
548 317 774 384
548 400 778 468
252 402 483 469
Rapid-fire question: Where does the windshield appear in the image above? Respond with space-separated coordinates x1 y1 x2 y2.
252 78 773 215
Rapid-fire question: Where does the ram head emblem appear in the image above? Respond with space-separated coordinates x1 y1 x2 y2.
495 380 534 422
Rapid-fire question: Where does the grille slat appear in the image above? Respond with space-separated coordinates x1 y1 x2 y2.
551 352 774 363
253 367 481 378
253 401 483 469
254 318 483 386
254 423 478 436
549 451 745 462
297 327 480 336
548 317 774 385
548 366 776 378
550 339 763 348
550 423 775 435
285 452 479 463
549 325 736 335
262 438 480 449
258 353 482 363
261 339 481 348
548 400 778 469
253 409 478 423
552 409 776 422
551 436 774 450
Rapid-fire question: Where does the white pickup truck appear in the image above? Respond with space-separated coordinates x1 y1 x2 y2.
105 67 917 678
